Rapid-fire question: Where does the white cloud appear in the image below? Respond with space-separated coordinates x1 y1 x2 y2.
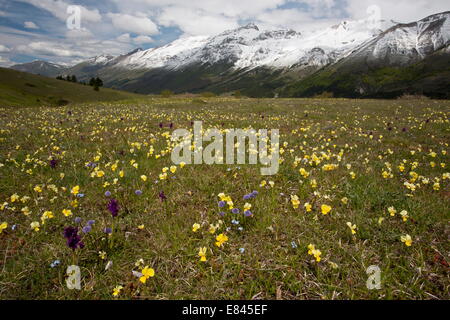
19 0 101 23
116 33 132 43
0 44 11 52
158 7 238 35
133 35 154 44
345 0 450 23
107 13 159 35
24 21 39 29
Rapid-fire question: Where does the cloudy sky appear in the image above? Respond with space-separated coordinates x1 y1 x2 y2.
0 0 448 66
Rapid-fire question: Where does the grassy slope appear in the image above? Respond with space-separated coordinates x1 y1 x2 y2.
0 67 144 107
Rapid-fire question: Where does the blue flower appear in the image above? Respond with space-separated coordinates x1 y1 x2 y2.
135 189 143 196
82 225 92 233
87 220 95 226
105 191 111 197
239 248 245 253
74 217 81 224
218 201 226 208
104 227 112 234
291 241 298 249
244 210 252 217
231 208 239 214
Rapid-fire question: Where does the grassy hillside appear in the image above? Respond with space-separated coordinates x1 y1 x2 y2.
0 67 144 107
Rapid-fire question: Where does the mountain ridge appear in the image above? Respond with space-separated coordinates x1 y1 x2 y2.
10 11 450 98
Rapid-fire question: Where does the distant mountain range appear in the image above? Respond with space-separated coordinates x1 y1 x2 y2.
10 11 450 98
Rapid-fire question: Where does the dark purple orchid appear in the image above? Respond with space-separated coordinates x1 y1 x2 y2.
159 191 167 202
63 226 84 250
107 198 119 217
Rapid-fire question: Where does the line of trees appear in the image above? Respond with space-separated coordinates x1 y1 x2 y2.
56 75 78 83
56 75 104 91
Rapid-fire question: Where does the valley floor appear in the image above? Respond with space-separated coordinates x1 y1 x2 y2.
0 97 448 299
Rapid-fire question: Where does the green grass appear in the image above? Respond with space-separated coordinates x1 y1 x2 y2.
0 97 448 300
0 67 144 107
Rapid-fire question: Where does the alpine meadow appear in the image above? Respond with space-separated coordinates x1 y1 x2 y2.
0 0 449 302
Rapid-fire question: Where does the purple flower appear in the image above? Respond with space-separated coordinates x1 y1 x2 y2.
251 190 258 197
74 217 82 224
243 194 251 200
49 159 58 168
135 190 143 196
231 208 240 214
159 191 167 202
159 122 163 128
82 225 92 233
104 227 112 234
104 191 111 197
87 220 95 226
107 199 119 217
218 211 225 217
63 226 84 250
218 201 226 208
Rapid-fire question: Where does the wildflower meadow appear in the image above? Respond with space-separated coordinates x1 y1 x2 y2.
0 97 448 299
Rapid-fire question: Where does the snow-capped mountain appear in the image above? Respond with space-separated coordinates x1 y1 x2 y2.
10 11 450 98
110 18 391 71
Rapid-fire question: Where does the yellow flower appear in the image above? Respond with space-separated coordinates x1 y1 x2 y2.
34 185 42 193
138 224 145 230
321 204 332 215
307 244 321 262
10 193 19 202
268 181 275 187
243 202 252 211
179 162 186 168
304 202 312 212
215 233 228 247
399 210 409 222
433 182 440 191
140 175 147 182
30 221 40 231
71 185 80 195
159 172 167 180
401 234 412 246
21 206 31 216
341 197 348 205
119 170 124 178
290 195 300 209
0 222 7 233
260 180 267 187
349 171 356 179
139 266 155 283
299 168 309 178
378 217 385 225
62 209 72 217
388 206 396 216
98 251 107 260
192 223 200 232
96 170 105 177
112 285 123 297
346 222 357 234
170 166 177 173
198 247 207 262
